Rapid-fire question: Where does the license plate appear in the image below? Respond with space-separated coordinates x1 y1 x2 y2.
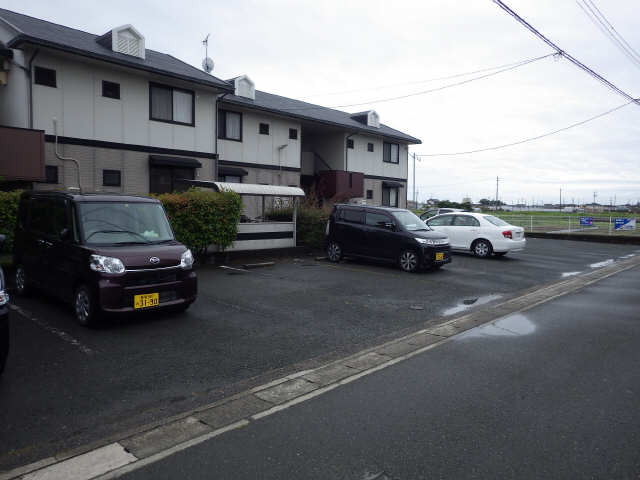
435 252 444 261
134 293 159 309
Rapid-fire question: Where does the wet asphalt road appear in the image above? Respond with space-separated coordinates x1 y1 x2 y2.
0 239 638 471
123 266 640 480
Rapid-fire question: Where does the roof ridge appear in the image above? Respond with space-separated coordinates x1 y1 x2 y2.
0 7 99 37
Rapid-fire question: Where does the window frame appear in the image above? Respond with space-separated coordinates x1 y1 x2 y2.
149 82 195 127
367 142 374 152
102 169 122 187
259 123 270 135
34 66 57 88
289 128 298 140
382 186 399 207
45 165 59 184
218 109 243 142
347 138 354 149
365 211 392 228
102 80 121 100
383 142 400 164
366 189 373 200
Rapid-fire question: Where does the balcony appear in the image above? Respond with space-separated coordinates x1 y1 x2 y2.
0 125 45 182
317 170 364 200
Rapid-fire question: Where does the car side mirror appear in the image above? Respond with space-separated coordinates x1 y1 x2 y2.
60 228 71 241
384 222 395 231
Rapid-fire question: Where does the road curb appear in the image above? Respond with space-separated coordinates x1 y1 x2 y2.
5 255 640 480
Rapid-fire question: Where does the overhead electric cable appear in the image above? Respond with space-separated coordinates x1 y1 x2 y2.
415 101 634 157
492 0 640 106
278 53 554 111
584 0 640 63
301 55 555 98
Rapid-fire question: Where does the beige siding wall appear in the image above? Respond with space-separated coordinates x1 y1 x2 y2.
346 133 408 179
362 178 407 209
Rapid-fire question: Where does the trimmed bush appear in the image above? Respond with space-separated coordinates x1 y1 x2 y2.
266 205 330 249
156 189 242 259
0 190 21 253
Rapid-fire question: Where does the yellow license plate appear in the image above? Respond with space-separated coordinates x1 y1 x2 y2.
435 252 444 261
134 293 159 309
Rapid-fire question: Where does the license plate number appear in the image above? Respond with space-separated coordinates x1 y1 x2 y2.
435 252 444 261
134 293 159 309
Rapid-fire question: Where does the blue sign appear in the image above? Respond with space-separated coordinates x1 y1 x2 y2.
614 218 636 231
579 217 593 226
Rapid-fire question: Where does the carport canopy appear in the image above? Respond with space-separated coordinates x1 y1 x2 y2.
185 180 305 197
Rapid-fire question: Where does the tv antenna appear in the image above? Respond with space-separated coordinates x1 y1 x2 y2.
201 33 214 73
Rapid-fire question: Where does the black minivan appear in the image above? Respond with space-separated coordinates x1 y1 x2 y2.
325 205 452 272
14 192 197 326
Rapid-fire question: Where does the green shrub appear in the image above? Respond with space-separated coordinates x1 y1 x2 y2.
0 190 22 253
156 189 242 259
266 204 330 249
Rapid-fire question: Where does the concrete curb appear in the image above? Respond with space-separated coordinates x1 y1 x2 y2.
526 232 640 245
4 255 640 480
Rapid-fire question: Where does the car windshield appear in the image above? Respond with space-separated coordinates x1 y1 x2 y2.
392 210 430 231
77 202 174 245
484 215 510 227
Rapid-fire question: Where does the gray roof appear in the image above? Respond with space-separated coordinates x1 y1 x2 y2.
222 90 422 144
0 8 233 91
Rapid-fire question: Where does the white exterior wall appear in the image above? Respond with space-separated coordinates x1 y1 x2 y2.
0 25 30 128
346 133 408 179
306 132 345 171
30 50 217 153
217 109 301 169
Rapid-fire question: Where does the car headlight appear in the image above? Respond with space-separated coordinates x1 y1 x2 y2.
180 249 194 270
415 237 449 246
90 254 125 274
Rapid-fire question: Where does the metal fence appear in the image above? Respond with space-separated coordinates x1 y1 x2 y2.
495 215 640 237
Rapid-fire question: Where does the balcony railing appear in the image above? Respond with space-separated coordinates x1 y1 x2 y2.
317 170 364 200
0 125 45 181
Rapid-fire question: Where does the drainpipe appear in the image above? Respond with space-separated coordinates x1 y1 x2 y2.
277 144 288 185
214 92 228 181
52 118 82 192
20 48 39 129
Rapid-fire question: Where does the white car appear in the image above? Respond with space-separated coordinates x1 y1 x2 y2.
425 212 525 258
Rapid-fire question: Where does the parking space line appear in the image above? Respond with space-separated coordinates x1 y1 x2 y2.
9 304 95 356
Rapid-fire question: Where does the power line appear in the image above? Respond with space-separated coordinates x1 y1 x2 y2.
415 100 634 157
585 0 640 64
576 0 640 70
301 55 557 99
492 0 640 106
278 53 554 112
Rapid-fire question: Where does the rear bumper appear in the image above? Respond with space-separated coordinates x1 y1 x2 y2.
97 269 197 313
493 238 527 253
419 245 452 267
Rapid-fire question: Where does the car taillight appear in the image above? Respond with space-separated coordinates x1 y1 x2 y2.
502 230 512 239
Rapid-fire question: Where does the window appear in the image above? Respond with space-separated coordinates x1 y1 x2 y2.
34 67 56 87
289 128 298 140
149 166 195 194
259 123 270 135
218 109 242 141
383 142 399 164
382 186 399 207
149 83 194 126
45 165 58 184
341 208 363 224
103 169 121 187
366 189 373 199
347 139 354 149
453 215 479 227
428 215 454 227
102 81 120 99
366 212 390 228
218 175 242 183
367 143 374 152
29 198 68 238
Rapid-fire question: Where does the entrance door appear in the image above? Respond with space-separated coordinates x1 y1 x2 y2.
149 166 195 194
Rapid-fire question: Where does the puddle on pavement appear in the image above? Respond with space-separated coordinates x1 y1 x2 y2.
442 294 503 316
590 259 614 268
461 313 536 339
562 271 582 278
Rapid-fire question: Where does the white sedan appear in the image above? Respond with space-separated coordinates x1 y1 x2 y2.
425 212 525 258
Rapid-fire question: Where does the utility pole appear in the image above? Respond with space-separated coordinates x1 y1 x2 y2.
412 152 416 207
495 176 499 211
559 188 562 210
593 191 597 206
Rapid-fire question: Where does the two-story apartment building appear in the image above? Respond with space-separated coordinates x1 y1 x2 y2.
0 8 421 215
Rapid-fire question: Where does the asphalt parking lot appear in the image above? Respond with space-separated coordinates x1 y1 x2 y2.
1 238 638 471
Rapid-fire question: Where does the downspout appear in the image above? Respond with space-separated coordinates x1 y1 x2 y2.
214 92 228 181
277 144 288 185
18 48 39 129
52 118 82 192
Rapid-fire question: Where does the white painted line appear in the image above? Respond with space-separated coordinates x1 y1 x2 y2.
219 265 250 273
561 271 582 278
22 443 135 480
9 305 95 355
590 259 615 268
94 421 249 480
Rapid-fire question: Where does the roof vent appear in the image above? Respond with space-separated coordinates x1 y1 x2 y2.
229 75 255 100
350 110 380 128
96 25 145 60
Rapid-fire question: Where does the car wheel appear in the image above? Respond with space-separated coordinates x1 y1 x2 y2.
327 241 342 262
494 252 507 257
15 265 29 296
472 239 492 258
74 285 99 327
399 250 419 273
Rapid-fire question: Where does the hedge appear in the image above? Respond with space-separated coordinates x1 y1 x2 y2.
0 190 21 253
266 205 330 249
156 189 242 259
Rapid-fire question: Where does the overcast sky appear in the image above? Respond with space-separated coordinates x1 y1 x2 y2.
4 0 639 205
